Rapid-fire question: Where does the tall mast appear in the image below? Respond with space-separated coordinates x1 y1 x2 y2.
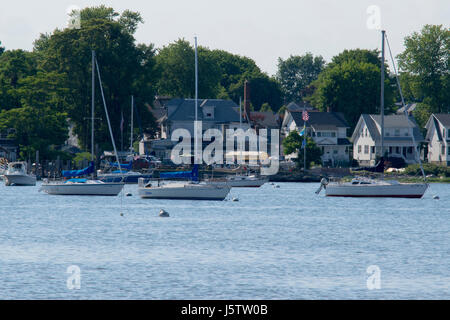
195 36 198 121
91 50 95 162
130 95 134 152
380 30 385 159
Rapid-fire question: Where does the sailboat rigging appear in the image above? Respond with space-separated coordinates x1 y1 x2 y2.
316 30 428 198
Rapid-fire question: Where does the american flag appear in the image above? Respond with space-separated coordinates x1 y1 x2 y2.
302 110 309 121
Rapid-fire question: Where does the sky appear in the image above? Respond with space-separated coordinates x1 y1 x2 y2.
0 0 448 76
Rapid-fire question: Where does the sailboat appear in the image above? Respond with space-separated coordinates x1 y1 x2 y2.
137 37 231 201
316 30 428 198
40 51 124 196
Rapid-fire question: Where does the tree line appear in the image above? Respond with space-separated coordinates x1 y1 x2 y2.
0 5 448 161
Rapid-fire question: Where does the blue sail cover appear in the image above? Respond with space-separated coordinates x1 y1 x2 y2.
160 165 199 181
108 161 133 171
62 162 95 178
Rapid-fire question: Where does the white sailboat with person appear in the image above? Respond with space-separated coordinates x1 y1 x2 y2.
316 30 428 198
40 50 124 196
137 36 231 201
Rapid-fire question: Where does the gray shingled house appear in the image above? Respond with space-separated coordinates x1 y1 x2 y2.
352 114 424 166
424 113 450 165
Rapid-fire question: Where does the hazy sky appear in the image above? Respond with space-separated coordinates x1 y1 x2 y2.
0 0 448 75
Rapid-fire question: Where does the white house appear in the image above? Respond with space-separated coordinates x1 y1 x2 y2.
281 110 351 166
424 113 450 166
352 114 424 166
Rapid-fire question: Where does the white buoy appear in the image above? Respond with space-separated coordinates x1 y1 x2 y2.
159 209 169 217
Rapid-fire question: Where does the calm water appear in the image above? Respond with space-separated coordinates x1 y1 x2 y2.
0 181 449 299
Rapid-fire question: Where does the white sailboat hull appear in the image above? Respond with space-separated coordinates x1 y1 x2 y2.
138 183 230 200
40 182 124 196
325 182 428 198
208 177 268 188
3 174 36 186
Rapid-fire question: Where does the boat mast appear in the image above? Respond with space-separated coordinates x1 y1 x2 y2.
130 95 134 153
380 30 385 161
91 50 95 163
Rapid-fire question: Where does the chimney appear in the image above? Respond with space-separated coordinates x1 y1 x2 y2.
244 80 250 120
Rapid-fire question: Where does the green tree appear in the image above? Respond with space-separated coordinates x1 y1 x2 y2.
411 102 432 135
0 106 68 160
260 102 273 112
0 49 37 110
155 39 221 98
0 41 4 55
397 25 450 113
33 5 157 151
277 53 325 103
307 49 395 130
282 131 322 168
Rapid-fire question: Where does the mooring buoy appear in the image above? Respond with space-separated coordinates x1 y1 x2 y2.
159 209 169 217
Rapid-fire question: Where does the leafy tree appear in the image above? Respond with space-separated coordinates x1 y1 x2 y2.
282 131 322 168
0 106 68 160
411 102 432 135
397 25 450 113
33 5 157 151
307 49 395 130
155 39 221 98
0 41 4 56
0 49 37 110
260 102 273 112
277 53 325 103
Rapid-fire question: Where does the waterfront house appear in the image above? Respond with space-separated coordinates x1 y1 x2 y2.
281 110 351 166
424 113 450 166
352 114 424 166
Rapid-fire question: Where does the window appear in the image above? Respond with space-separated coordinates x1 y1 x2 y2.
408 147 413 154
448 146 450 155
364 145 369 154
317 132 321 137
333 149 338 154
389 146 393 154
371 146 375 154
386 131 390 137
358 145 362 153
395 129 400 136
442 146 446 155
396 147 400 154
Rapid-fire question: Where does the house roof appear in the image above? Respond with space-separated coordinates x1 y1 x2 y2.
432 113 450 127
352 114 424 142
165 98 241 123
396 103 417 114
249 111 279 128
291 111 349 129
286 101 316 112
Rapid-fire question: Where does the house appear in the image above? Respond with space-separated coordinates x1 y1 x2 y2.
140 98 249 161
281 110 351 166
352 114 424 166
424 113 450 166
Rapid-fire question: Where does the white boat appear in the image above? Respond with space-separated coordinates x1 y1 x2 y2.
40 51 124 196
97 169 153 183
321 177 428 198
40 178 124 196
207 174 268 188
138 179 230 200
3 162 36 186
316 30 428 199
